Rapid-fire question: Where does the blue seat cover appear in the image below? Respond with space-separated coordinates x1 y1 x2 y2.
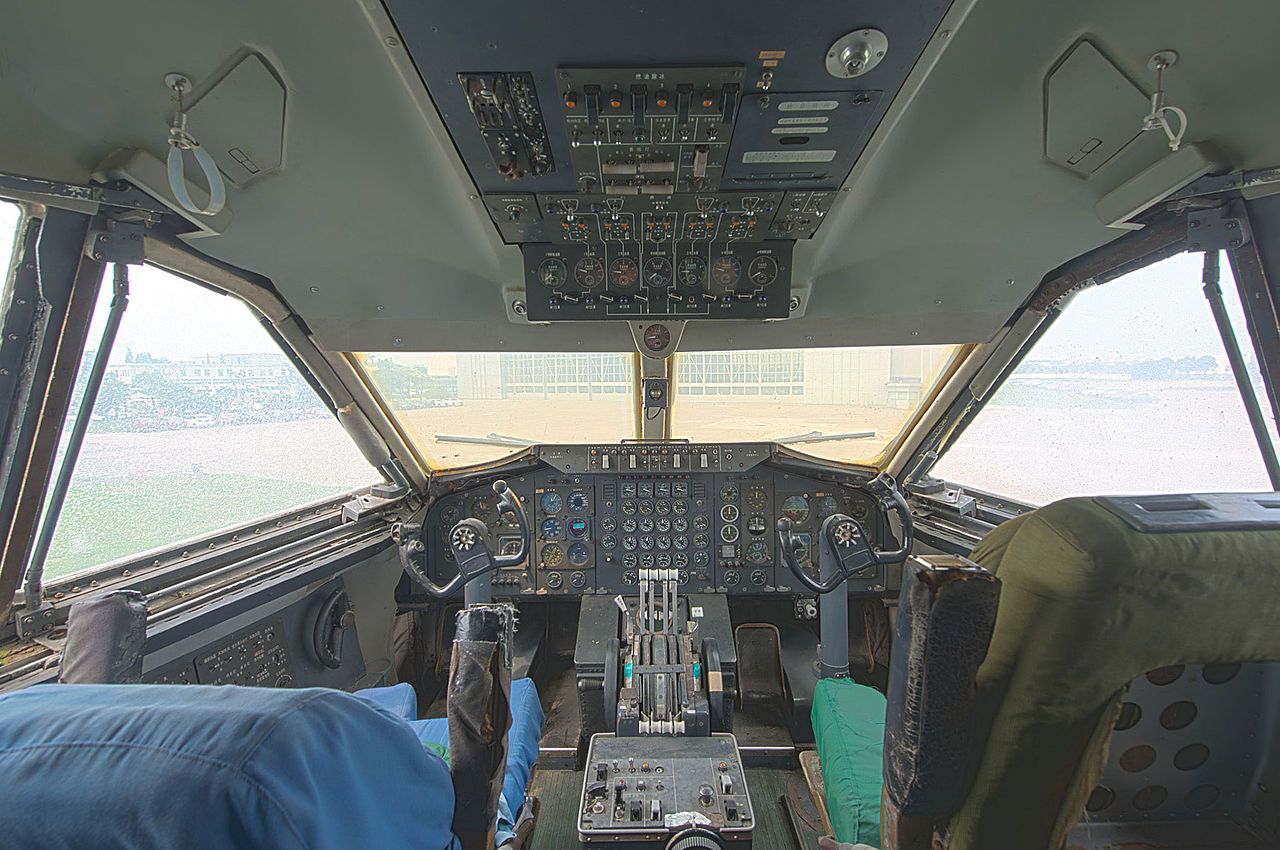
356 678 545 846
0 684 461 850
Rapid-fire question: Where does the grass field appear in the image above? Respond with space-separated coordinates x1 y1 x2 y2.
43 473 350 580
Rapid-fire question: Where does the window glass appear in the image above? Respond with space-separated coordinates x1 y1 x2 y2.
932 252 1274 505
355 352 638 469
672 345 959 465
40 265 376 579
0 202 19 286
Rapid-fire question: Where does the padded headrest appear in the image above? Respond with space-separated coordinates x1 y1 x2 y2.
0 684 459 850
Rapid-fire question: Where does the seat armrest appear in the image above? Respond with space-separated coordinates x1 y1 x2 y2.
884 555 1000 823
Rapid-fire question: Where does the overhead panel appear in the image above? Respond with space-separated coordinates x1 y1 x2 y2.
1044 40 1148 177
383 0 952 322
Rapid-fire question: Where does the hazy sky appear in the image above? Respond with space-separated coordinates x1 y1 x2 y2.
0 202 1257 365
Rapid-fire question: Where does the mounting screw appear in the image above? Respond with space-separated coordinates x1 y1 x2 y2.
1226 220 1238 229
512 299 527 316
789 295 801 312
1189 219 1200 228
393 337 404 347
385 36 399 47
1230 238 1242 248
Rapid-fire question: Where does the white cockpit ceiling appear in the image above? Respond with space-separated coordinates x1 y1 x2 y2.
0 0 1277 352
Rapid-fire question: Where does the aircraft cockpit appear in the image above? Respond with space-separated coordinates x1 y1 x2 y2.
2 2 1280 850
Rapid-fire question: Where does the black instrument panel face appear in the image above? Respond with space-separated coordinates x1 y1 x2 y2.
381 0 953 321
425 444 883 596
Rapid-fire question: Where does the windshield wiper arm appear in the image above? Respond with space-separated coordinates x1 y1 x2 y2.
772 429 876 445
433 431 538 448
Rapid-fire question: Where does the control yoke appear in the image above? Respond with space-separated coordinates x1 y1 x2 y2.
397 480 529 597
777 473 914 594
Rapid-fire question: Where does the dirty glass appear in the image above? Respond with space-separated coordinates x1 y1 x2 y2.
37 264 376 579
672 345 960 465
355 352 638 469
932 252 1275 505
0 202 19 290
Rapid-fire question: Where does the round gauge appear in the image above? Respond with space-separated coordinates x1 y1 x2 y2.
723 569 741 586
540 518 561 539
540 492 563 514
643 257 673 289
609 256 639 288
622 536 638 551
673 517 688 533
622 569 638 585
747 255 779 287
639 537 654 551
673 500 688 515
622 518 637 533
693 533 709 549
850 501 869 520
750 569 767 586
673 535 689 551
720 524 740 543
674 552 689 568
570 571 587 588
620 500 637 515
677 255 707 288
693 515 709 532
470 495 493 517
656 553 672 568
747 515 768 535
567 517 589 539
678 569 689 585
745 486 768 512
600 516 617 532
638 499 655 515
719 485 739 504
693 551 710 568
817 496 841 520
720 504 740 523
656 517 672 533
567 543 590 566
541 543 564 568
780 495 811 524
655 500 671 515
639 518 655 534
656 536 671 551
640 553 656 568
601 534 617 550
745 541 770 565
622 553 637 569
574 256 605 289
568 491 589 513
537 257 568 288
711 255 743 290
546 571 563 589
643 322 671 353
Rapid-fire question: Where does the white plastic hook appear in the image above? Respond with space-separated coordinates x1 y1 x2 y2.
164 74 226 216
1141 51 1188 152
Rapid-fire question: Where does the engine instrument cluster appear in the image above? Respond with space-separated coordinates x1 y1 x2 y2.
424 444 886 597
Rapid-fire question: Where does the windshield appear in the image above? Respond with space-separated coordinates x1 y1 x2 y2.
356 352 638 468
671 345 960 465
356 344 959 470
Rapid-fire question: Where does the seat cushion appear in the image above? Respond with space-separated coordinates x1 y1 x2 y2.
0 684 460 850
951 496 1280 850
357 678 545 847
812 678 886 847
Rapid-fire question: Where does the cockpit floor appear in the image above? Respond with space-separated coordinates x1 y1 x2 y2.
526 765 824 850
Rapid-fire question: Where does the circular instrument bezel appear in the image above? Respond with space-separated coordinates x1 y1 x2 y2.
574 255 605 289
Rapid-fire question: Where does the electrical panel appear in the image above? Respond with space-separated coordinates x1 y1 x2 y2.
383 0 954 321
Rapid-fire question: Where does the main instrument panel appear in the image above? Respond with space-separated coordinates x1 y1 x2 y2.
424 444 888 597
383 1 953 320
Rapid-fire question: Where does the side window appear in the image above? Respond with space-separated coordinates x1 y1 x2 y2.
931 252 1276 506
0 202 19 283
39 264 376 580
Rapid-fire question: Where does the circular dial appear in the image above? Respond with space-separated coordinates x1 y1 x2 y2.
720 524 740 543
609 256 639 288
621 500 637 515
693 551 710 568
537 258 568 288
780 495 811 524
817 495 841 520
541 543 564 568
643 257 673 289
567 491 589 513
545 572 563 589
570 571 587 588
720 504 740 523
470 495 493 517
643 322 671 352
745 486 768 512
719 485 739 504
711 255 743 290
540 518 561 538
600 534 617 550
677 255 707 288
692 515 709 532
600 516 617 532
567 517 589 539
574 256 605 289
747 255 779 286
747 515 768 535
745 541 770 565
567 542 590 566
723 569 741 586
622 553 638 569
540 492 563 514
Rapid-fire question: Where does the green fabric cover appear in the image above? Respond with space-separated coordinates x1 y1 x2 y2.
812 677 886 847
950 496 1280 850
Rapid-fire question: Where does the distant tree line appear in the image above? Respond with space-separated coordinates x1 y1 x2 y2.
366 358 459 406
1020 355 1222 380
